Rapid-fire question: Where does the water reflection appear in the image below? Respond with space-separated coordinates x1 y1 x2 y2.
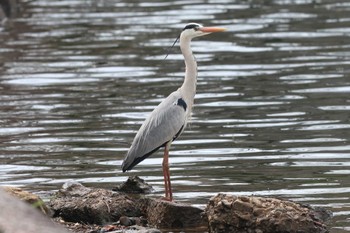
1 0 350 232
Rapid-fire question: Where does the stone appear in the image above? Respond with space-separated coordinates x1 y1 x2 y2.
49 180 332 233
3 186 51 215
113 176 154 194
50 181 206 231
205 193 331 233
50 181 142 224
140 197 207 229
0 188 69 233
119 216 144 226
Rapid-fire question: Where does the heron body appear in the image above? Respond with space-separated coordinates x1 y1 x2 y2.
122 23 226 201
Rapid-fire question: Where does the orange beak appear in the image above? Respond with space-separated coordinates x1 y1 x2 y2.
199 27 227 33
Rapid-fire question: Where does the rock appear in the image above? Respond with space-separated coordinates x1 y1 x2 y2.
119 215 133 226
3 186 51 215
58 181 93 197
50 181 142 224
113 176 154 194
0 188 69 233
49 180 331 233
205 193 330 233
140 197 207 229
119 216 145 226
300 204 333 223
50 181 206 231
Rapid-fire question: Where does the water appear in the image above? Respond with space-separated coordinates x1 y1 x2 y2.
1 0 350 231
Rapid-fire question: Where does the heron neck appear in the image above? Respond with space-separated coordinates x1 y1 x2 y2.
180 36 197 103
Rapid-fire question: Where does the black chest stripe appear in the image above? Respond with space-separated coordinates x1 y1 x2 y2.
173 125 184 141
176 98 187 111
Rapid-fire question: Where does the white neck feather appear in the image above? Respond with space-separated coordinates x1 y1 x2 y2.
179 35 197 111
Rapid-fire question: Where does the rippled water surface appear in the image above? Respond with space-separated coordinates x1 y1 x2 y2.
1 0 350 232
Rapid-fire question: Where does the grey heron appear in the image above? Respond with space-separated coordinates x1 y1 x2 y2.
122 23 226 201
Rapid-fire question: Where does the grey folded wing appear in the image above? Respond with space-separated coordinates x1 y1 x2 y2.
122 92 187 171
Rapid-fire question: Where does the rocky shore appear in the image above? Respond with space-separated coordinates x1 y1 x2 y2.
1 176 332 233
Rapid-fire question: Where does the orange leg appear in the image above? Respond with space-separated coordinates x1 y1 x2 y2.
162 142 173 201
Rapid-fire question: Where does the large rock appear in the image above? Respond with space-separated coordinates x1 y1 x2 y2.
4 186 51 215
0 188 69 233
205 193 331 233
140 197 207 229
50 181 142 225
50 179 332 233
50 179 206 230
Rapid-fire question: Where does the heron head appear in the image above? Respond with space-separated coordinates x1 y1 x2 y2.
181 23 226 38
164 23 226 59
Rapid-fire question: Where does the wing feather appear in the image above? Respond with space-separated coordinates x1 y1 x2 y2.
122 91 186 171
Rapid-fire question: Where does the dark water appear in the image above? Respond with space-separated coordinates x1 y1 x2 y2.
1 0 350 232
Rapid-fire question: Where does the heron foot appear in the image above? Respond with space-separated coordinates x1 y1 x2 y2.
160 196 173 202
